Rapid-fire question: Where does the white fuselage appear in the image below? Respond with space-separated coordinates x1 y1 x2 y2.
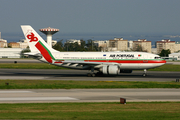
39 51 166 70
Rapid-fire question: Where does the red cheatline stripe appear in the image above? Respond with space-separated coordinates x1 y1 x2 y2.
54 61 63 63
35 42 52 63
85 60 166 63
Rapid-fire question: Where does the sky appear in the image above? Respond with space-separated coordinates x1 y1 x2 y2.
0 0 180 41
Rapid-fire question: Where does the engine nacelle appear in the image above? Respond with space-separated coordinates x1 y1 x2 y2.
100 65 120 75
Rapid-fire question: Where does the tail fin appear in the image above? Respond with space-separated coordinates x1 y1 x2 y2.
21 25 57 63
21 25 56 52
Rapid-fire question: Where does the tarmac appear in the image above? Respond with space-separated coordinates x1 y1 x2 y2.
0 69 179 81
0 59 179 103
0 89 179 103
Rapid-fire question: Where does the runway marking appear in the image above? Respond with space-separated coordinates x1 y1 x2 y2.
0 97 79 101
0 91 33 93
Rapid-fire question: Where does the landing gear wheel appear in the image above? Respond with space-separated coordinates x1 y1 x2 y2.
87 73 96 77
87 67 96 77
87 73 92 77
92 73 96 77
142 73 147 77
142 69 147 77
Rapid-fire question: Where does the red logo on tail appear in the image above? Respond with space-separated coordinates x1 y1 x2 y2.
27 33 38 42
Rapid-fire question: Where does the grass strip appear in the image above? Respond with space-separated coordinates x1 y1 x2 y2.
1 80 180 89
0 63 180 71
149 64 180 71
0 102 179 119
0 63 67 69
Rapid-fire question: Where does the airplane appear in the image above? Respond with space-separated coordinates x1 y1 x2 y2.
21 25 166 77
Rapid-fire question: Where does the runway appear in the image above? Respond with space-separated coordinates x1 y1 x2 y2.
0 60 180 103
0 59 41 63
0 69 180 81
0 89 179 103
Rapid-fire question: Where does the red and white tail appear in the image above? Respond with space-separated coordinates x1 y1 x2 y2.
21 25 56 53
21 25 57 63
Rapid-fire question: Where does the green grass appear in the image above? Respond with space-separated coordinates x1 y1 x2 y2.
1 80 180 89
0 63 180 71
149 64 180 71
0 63 67 69
0 102 179 119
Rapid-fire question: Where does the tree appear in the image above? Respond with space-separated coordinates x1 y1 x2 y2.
159 49 171 57
80 39 86 51
86 39 98 51
64 42 81 51
20 48 30 58
53 39 64 51
73 42 81 51
63 39 101 51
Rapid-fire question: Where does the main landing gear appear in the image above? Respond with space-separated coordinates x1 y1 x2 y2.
87 67 96 77
142 69 147 77
87 67 103 77
87 73 96 77
87 72 103 77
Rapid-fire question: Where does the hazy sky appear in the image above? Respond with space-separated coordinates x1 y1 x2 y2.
0 0 180 36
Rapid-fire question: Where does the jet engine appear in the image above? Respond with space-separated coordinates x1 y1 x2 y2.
100 65 120 75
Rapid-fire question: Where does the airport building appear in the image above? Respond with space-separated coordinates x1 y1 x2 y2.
8 42 20 48
0 32 8 48
0 40 7 48
94 40 109 51
0 48 23 58
175 41 180 52
169 52 180 60
108 38 128 51
156 39 177 54
65 39 81 45
128 41 133 51
133 39 151 53
17 39 29 49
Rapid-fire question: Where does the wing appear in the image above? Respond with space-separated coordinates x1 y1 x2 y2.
23 52 42 59
61 60 120 70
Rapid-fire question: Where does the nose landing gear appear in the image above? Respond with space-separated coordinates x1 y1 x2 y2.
142 69 147 77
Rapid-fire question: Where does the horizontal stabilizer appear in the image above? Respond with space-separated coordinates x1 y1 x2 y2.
23 52 42 59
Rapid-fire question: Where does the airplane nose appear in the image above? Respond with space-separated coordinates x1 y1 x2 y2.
163 60 166 63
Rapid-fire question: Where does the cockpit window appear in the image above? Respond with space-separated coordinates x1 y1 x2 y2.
155 57 161 59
